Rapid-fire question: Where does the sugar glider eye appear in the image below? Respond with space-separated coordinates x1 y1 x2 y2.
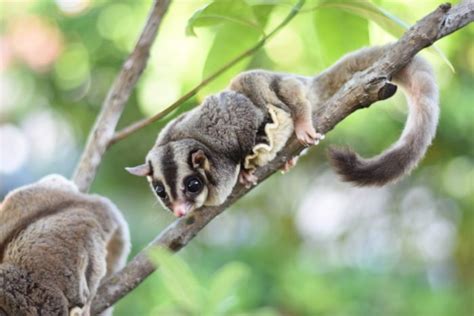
155 184 167 199
184 176 203 194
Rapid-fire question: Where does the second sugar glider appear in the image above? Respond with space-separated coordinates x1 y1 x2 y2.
127 45 439 217
0 175 130 316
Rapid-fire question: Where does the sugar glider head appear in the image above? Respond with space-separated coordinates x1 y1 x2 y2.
127 139 237 217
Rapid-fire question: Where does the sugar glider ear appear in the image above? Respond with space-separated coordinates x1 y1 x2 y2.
191 149 210 170
125 163 151 177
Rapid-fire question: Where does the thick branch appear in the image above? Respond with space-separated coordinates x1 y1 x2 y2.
72 0 171 192
92 2 473 314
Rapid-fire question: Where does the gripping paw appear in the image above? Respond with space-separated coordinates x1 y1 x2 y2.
281 156 299 174
294 119 324 146
239 169 258 188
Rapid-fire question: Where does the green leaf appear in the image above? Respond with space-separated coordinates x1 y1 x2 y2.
313 7 370 65
198 24 263 97
149 247 203 314
199 24 261 97
196 1 275 97
186 0 263 36
246 0 288 4
314 0 454 71
250 3 276 27
238 307 281 316
207 262 251 315
317 0 408 37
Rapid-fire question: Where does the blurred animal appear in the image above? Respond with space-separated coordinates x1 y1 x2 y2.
127 45 438 217
0 175 130 316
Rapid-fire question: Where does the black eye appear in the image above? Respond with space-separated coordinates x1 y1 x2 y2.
185 176 203 194
155 184 167 199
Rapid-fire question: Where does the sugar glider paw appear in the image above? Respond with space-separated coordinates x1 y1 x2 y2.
239 169 258 188
294 120 324 146
281 156 299 174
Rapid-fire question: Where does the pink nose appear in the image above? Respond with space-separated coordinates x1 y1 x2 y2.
174 208 186 217
171 203 189 217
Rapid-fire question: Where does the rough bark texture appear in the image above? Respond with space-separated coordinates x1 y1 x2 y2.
72 0 171 192
90 1 473 314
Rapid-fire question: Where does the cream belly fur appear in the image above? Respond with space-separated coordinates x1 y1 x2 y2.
244 104 294 171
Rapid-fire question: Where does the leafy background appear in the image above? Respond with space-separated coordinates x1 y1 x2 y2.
0 0 473 315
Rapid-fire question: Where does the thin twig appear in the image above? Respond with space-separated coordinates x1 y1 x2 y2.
109 0 306 146
92 2 473 314
72 0 171 192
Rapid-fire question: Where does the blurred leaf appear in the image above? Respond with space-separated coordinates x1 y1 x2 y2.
313 8 369 65
186 0 263 36
250 3 276 27
239 307 281 316
149 247 203 314
207 262 250 315
198 2 276 97
246 0 288 4
313 0 454 71
317 0 408 37
149 304 182 316
199 22 261 97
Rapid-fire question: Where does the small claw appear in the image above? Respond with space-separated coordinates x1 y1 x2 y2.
297 133 315 146
239 170 258 188
294 119 323 147
295 121 324 147
280 156 299 174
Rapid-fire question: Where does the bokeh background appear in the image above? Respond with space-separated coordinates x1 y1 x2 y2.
0 0 472 315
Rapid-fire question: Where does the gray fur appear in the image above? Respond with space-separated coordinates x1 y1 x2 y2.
0 175 130 316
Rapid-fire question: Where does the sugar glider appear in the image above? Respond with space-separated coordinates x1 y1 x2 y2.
127 45 438 217
0 175 130 316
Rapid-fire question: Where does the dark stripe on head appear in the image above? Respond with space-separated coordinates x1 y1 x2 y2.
161 145 178 200
147 160 154 176
186 150 195 170
205 170 217 187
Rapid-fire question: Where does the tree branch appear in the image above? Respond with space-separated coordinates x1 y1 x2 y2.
91 2 473 314
72 0 171 192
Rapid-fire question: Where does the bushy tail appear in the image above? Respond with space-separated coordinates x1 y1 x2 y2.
328 56 439 186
